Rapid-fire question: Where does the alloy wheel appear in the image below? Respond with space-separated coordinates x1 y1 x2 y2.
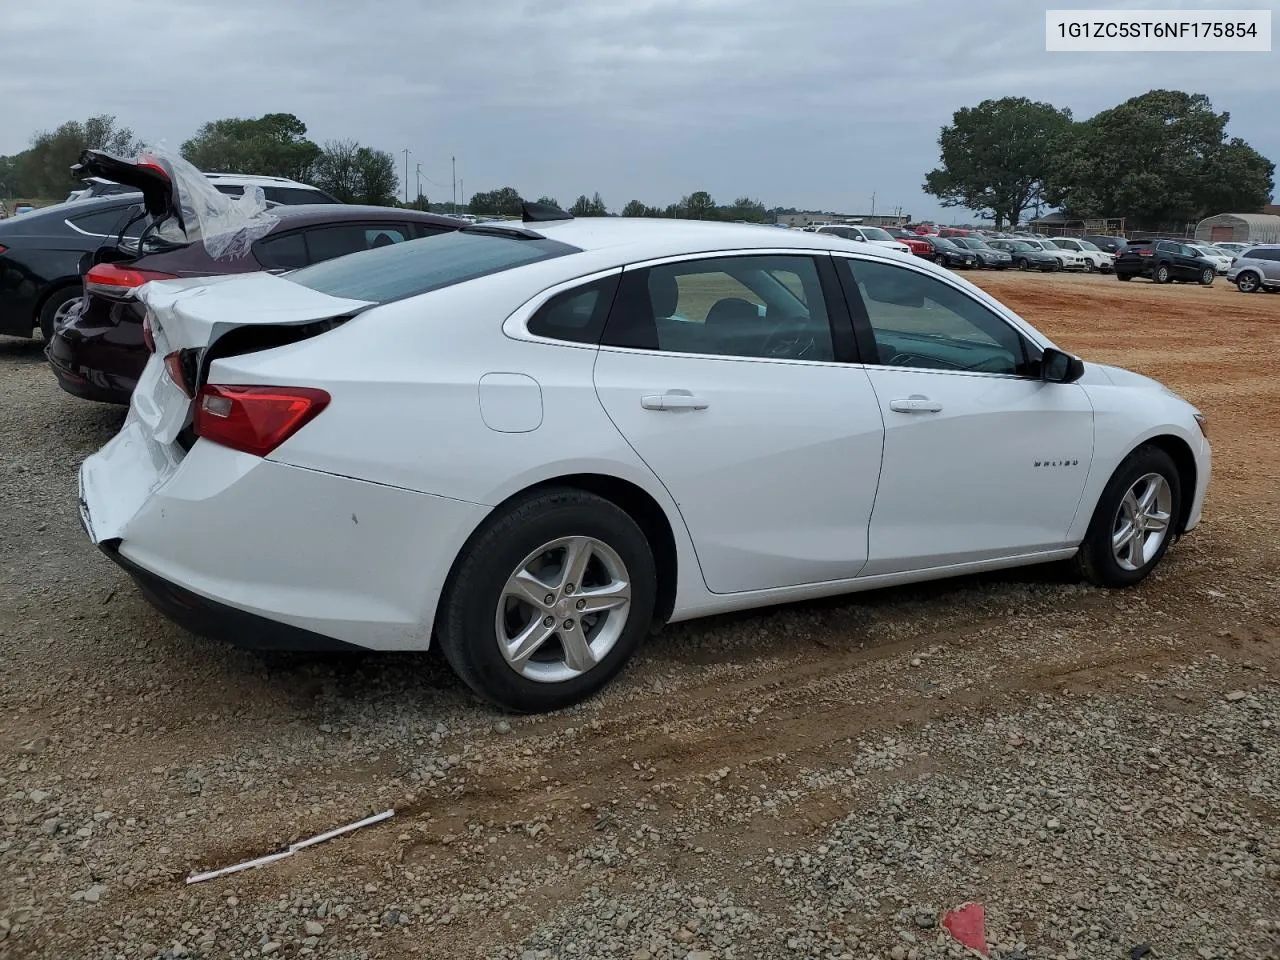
1237 272 1259 293
52 296 82 334
495 536 632 683
1111 473 1173 572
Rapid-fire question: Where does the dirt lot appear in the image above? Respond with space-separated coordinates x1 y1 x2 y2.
1 271 1277 960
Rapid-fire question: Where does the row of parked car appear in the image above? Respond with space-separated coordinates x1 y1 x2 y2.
811 224 1118 273
807 221 1278 292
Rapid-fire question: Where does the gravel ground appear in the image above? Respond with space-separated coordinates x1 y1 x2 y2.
1 271 1277 959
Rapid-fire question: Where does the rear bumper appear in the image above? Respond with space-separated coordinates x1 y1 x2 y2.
97 538 363 652
46 323 143 405
79 434 490 652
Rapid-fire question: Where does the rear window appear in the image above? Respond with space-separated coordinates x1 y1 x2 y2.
263 186 338 205
285 228 580 304
69 207 144 237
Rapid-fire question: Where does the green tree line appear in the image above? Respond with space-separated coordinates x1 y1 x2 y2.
924 90 1274 230
1 113 401 206
467 187 771 221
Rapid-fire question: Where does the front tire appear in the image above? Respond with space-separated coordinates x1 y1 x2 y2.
435 488 657 712
1016 257 1029 271
1199 268 1214 286
1236 271 1261 293
1075 445 1182 588
1117 273 1132 281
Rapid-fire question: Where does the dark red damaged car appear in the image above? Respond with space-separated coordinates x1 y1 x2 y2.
48 152 464 405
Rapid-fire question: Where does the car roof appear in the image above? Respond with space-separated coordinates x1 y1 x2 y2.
204 173 315 187
266 205 467 229
501 217 926 271
0 194 139 232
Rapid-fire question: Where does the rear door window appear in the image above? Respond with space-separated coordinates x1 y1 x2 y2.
304 224 409 263
285 228 580 304
254 232 309 270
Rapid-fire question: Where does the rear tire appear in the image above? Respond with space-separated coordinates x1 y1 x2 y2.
38 287 82 343
1075 445 1182 589
1153 264 1171 284
1117 273 1132 281
435 488 657 713
1016 257 1029 271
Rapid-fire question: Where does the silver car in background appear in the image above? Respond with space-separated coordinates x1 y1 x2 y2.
1226 245 1280 293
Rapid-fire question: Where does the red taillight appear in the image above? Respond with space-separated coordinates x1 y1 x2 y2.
142 313 156 352
0 244 7 255
1137 249 1153 256
84 263 177 299
194 385 330 458
163 350 193 398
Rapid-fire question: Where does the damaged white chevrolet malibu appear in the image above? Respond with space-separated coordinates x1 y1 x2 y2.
79 203 1211 712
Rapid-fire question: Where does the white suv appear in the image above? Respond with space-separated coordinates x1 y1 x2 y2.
1048 237 1114 273
815 224 911 254
68 173 339 206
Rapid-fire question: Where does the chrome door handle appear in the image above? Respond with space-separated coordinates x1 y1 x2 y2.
641 392 709 411
889 395 943 414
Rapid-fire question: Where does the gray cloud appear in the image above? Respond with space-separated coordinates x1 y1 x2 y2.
5 0 1276 221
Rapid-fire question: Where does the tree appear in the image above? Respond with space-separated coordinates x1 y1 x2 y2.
534 195 560 209
17 115 139 199
681 190 716 219
0 153 26 197
1047 90 1274 230
725 196 767 222
468 186 522 216
352 147 398 206
570 192 608 216
621 199 648 217
923 97 1074 227
181 113 320 181
309 139 398 205
310 139 361 202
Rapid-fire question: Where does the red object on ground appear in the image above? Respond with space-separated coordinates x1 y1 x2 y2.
942 903 989 956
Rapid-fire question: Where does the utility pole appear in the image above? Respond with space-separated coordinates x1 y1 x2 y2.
871 192 876 217
459 178 464 212
402 148 410 204
451 156 456 214
415 163 423 207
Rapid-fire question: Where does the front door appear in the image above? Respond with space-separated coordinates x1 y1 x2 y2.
593 252 885 594
834 255 1095 575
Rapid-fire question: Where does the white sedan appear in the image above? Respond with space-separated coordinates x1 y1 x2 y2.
79 213 1211 712
1187 243 1234 274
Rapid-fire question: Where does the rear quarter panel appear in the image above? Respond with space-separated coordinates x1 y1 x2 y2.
203 264 710 618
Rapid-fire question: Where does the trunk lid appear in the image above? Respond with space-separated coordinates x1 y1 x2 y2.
79 274 372 544
73 150 182 231
71 145 277 261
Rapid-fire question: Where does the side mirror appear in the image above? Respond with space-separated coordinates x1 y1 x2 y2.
1041 347 1085 384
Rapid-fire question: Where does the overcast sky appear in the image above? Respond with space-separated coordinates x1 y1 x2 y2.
5 0 1277 222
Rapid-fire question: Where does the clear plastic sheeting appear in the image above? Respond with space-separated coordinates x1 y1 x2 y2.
141 144 278 260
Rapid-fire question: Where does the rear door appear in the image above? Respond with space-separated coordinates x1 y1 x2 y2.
835 255 1094 575
593 251 885 594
